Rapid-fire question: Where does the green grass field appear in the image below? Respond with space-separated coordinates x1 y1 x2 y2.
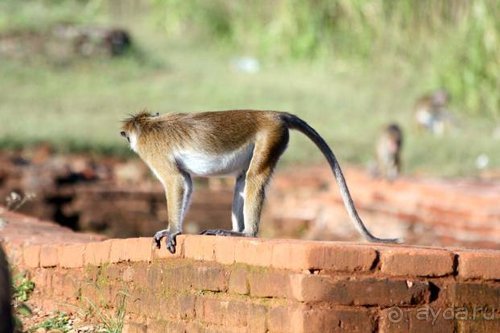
0 1 498 177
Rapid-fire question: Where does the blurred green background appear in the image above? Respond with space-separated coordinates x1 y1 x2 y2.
0 0 498 176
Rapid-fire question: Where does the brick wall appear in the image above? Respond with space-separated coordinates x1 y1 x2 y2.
2 211 499 333
264 166 500 249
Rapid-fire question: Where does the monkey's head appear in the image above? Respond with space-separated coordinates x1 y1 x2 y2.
385 123 403 152
121 111 159 152
432 89 449 107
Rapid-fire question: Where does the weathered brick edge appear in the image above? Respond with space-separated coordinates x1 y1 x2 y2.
10 236 500 333
19 235 500 280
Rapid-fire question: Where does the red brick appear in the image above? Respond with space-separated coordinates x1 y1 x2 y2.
229 267 249 295
267 305 304 333
144 263 162 290
109 239 130 263
448 282 500 308
1 242 23 267
234 238 274 267
186 321 237 333
122 266 135 282
184 235 216 261
458 250 500 280
61 272 80 300
146 320 188 333
23 244 40 268
301 307 375 333
248 270 291 298
162 265 194 292
195 297 227 325
317 242 378 272
214 236 238 265
196 297 261 329
31 269 52 292
290 275 431 306
84 240 111 266
51 271 65 297
381 248 455 277
131 290 156 318
157 295 179 320
192 265 229 292
129 238 154 262
247 303 267 333
177 294 196 320
380 306 455 333
268 305 374 333
271 240 315 271
59 244 85 268
271 240 376 271
40 245 59 267
457 317 500 333
104 264 123 281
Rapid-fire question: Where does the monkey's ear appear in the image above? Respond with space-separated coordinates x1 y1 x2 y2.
120 131 127 137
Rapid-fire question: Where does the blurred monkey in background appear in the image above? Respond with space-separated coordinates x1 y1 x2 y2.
375 123 403 180
414 89 455 135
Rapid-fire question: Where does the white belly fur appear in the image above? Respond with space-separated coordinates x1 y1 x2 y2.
176 144 254 177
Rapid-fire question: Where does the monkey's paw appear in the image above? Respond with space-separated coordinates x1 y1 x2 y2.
153 229 181 254
200 229 244 237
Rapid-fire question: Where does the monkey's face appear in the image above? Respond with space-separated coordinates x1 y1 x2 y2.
120 130 130 143
121 111 157 153
120 129 139 152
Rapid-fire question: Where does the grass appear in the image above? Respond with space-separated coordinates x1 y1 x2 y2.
30 312 72 333
12 272 35 332
9 269 127 332
0 0 498 177
83 291 128 333
151 0 500 118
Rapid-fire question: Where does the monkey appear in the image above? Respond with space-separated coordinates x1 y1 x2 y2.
414 89 454 135
375 123 403 180
0 243 14 333
121 110 401 253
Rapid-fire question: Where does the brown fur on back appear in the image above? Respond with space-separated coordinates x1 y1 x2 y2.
121 110 284 156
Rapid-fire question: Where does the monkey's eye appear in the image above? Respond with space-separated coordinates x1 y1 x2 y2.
120 131 130 142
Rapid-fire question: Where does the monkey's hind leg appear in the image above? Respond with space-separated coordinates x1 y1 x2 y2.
201 127 288 238
200 229 246 236
200 173 247 237
231 173 246 232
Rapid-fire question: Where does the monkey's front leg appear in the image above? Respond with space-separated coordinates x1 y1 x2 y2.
154 229 181 253
155 173 191 254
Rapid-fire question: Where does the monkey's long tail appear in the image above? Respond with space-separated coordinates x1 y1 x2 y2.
281 113 401 244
